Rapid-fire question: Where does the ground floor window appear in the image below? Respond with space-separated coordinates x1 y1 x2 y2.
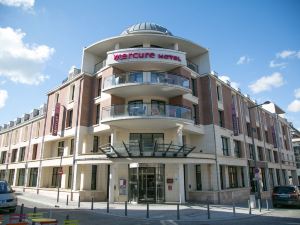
0 170 5 180
67 166 72 189
29 168 38 187
91 165 97 190
220 165 225 189
8 169 15 185
249 167 256 193
51 167 61 187
195 165 202 190
17 168 25 186
228 166 238 188
261 168 267 191
276 169 281 185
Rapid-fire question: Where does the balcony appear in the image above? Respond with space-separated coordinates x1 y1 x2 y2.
103 72 191 98
101 103 193 129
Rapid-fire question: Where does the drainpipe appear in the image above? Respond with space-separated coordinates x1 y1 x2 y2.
36 100 49 194
207 75 221 204
71 75 84 200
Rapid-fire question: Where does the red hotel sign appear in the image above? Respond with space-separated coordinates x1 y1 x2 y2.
52 102 60 136
113 52 182 62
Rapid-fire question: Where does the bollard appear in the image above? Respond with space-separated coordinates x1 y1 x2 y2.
91 198 94 210
125 201 127 216
78 196 80 208
207 202 210 219
146 203 149 218
33 207 37 225
248 200 252 215
233 201 236 217
107 201 109 213
266 199 269 211
177 204 180 220
66 194 69 206
258 199 261 212
19 204 24 222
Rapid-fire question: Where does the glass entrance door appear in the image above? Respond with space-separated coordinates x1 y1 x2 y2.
128 164 165 203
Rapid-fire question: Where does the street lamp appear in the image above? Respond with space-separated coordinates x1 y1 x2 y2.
248 101 271 204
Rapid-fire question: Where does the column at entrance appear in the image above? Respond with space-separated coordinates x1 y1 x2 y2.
178 163 185 203
109 164 117 203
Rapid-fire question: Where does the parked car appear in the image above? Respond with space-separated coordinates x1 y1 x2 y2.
272 185 300 208
0 181 17 212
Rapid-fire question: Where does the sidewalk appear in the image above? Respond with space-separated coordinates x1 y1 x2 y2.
16 191 271 222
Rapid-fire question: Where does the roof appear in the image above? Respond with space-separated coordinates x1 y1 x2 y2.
121 22 173 36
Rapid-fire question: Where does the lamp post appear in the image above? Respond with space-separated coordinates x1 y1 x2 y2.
248 101 271 203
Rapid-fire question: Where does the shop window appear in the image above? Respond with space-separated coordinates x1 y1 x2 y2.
0 170 5 180
228 166 238 188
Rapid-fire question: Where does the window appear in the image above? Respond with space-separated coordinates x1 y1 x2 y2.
249 144 255 160
95 104 100 124
23 126 28 141
195 165 202 190
35 122 40 138
193 105 199 124
234 140 242 158
8 169 15 185
32 144 38 160
221 136 230 156
265 130 269 143
228 166 238 188
55 93 59 103
68 166 72 189
70 84 75 101
66 109 73 128
0 170 5 180
220 165 225 189
276 169 281 185
218 110 224 128
28 168 38 187
273 151 279 163
269 168 274 188
216 85 222 102
129 72 143 83
58 141 64 156
129 133 164 152
70 139 74 155
11 149 17 162
256 127 261 140
19 147 26 161
17 168 25 186
266 149 272 162
151 100 165 116
0 151 7 164
51 167 61 187
257 146 264 161
93 136 99 152
246 123 252 137
191 78 197 96
128 100 144 116
97 78 102 97
91 165 97 190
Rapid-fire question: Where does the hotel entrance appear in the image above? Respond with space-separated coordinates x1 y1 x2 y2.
128 164 165 203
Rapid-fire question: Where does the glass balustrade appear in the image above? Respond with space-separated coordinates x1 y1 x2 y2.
103 72 190 90
101 103 192 121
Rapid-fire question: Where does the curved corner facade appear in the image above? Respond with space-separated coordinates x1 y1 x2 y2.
0 23 298 204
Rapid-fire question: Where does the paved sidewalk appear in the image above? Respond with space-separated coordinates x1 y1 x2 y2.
16 191 271 222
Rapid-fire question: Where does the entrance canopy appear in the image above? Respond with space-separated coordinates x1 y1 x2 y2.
98 141 195 158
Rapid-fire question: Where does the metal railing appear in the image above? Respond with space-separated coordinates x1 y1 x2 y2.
101 103 192 121
103 72 190 90
187 60 199 73
94 60 106 73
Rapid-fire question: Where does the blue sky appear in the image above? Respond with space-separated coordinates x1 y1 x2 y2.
0 0 300 128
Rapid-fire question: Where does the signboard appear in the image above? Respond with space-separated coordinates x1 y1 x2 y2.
231 103 239 136
119 179 127 195
106 48 187 67
52 103 60 136
166 178 174 184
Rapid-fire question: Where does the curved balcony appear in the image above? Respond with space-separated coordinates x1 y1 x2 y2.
103 72 191 98
101 103 193 129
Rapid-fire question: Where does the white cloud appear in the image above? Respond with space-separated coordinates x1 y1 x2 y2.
294 88 300 99
0 27 54 85
288 99 300 112
276 50 297 59
0 0 34 9
269 60 287 69
249 72 284 94
0 89 8 109
219 75 239 90
237 56 251 65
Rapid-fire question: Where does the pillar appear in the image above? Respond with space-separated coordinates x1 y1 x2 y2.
178 164 185 203
109 164 117 203
177 126 183 146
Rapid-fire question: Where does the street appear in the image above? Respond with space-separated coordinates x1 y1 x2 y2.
1 198 298 225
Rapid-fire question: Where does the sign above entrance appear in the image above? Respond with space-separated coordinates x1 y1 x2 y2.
106 48 187 67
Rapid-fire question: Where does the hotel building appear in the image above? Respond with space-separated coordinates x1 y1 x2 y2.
0 23 298 204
